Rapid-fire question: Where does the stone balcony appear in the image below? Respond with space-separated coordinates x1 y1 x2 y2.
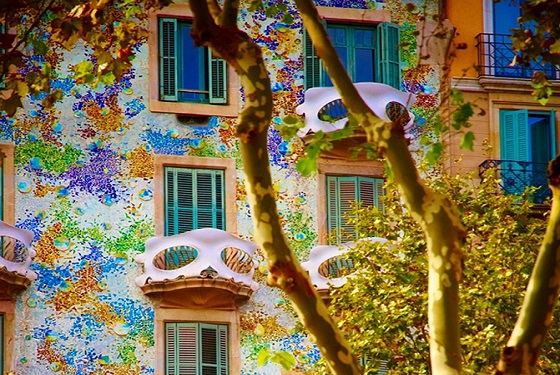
135 228 258 310
296 82 416 136
302 237 387 300
0 220 37 300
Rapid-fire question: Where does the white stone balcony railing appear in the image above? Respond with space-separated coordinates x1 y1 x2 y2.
135 228 258 309
0 220 37 299
295 82 416 137
302 237 387 292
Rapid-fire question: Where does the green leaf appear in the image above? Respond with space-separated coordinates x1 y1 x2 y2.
270 351 296 370
425 142 443 165
32 39 48 56
257 348 271 367
296 157 318 176
550 39 560 54
265 5 278 17
281 13 294 24
283 115 300 125
459 131 475 151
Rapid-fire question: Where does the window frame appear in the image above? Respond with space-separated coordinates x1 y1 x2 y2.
317 158 385 244
154 155 237 237
148 4 239 116
155 309 240 375
165 322 228 375
304 7 399 90
164 166 226 235
326 175 384 244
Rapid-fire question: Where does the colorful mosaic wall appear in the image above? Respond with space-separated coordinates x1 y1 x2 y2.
1 0 441 374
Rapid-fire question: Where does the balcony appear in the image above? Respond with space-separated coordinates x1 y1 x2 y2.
302 237 387 300
476 33 559 79
135 228 258 310
0 220 37 300
295 83 416 158
479 159 551 204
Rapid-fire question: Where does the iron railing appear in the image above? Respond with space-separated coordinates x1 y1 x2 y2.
476 33 559 79
479 159 551 204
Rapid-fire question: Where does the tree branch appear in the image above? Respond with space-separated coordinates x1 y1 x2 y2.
188 1 363 374
294 0 465 373
494 155 560 374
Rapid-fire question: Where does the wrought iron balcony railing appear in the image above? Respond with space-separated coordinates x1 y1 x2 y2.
478 159 551 204
476 33 559 79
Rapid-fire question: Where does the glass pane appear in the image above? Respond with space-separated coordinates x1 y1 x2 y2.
178 22 208 103
355 48 374 82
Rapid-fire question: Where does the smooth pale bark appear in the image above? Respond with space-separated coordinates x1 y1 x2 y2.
188 1 362 374
294 0 465 373
494 156 560 375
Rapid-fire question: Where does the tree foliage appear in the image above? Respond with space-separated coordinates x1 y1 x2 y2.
2 1 560 374
510 0 560 104
0 0 170 115
321 169 560 374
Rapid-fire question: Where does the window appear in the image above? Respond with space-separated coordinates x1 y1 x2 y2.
159 18 226 104
481 0 558 78
326 175 384 244
165 322 228 375
148 4 238 116
164 167 225 235
304 22 401 90
499 109 556 202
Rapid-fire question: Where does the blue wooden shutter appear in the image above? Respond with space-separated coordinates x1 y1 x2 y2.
500 109 529 161
304 28 323 89
378 22 401 89
549 109 557 157
208 49 227 104
166 323 198 375
159 18 178 101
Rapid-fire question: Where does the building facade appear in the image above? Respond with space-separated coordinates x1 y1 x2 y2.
0 0 556 374
447 0 560 204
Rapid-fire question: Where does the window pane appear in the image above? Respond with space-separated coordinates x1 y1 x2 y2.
178 22 209 103
355 48 374 82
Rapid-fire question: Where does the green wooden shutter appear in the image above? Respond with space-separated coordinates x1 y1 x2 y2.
208 49 227 104
377 22 401 89
159 18 178 101
500 109 529 161
194 169 225 230
327 176 384 244
165 168 225 235
166 323 228 375
326 176 341 244
200 324 229 375
304 29 323 89
218 325 228 375
166 323 198 375
358 177 384 212
165 168 194 235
